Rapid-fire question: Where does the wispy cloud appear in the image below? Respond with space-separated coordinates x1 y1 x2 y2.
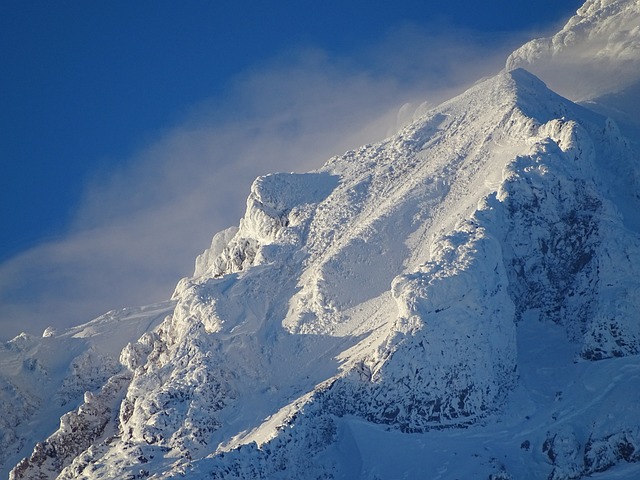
0 24 529 340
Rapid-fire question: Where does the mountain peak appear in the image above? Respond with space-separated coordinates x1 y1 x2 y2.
507 0 640 103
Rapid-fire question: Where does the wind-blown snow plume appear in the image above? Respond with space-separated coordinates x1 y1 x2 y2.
0 27 522 342
507 0 640 138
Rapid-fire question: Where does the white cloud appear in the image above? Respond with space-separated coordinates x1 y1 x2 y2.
0 25 528 340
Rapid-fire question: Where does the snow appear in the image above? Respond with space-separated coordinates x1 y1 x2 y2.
507 0 640 103
0 301 173 479
5 1 640 478
506 0 640 141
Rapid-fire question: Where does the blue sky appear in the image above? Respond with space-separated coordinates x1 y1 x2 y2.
0 1 583 339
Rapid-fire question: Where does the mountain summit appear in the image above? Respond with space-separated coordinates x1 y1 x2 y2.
5 2 640 479
507 0 640 139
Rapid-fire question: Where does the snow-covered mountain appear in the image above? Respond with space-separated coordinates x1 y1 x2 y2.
0 303 173 479
507 0 640 140
4 1 640 479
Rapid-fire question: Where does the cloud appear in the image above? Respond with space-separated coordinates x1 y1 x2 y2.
507 1 640 103
0 24 528 340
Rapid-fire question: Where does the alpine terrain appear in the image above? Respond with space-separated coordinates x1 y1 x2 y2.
3 1 640 478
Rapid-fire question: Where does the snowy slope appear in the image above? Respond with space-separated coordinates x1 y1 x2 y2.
6 1 640 479
507 0 640 140
0 302 173 480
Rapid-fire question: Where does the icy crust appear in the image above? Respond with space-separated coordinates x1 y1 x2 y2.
190 172 340 280
10 68 640 479
506 0 640 102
